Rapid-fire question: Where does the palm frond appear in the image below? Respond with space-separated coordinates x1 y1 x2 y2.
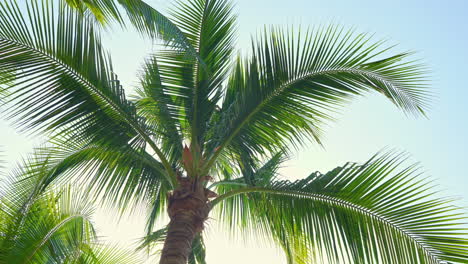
212 151 468 263
0 158 96 263
0 0 136 145
133 56 184 165
0 0 175 178
154 0 237 147
239 151 285 185
63 0 122 24
189 234 207 264
30 138 173 217
63 0 200 60
0 151 142 263
204 26 430 172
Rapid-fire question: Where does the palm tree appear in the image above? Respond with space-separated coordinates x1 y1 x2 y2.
0 152 140 263
0 0 467 263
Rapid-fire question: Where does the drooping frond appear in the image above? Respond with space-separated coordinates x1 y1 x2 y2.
153 0 237 146
30 138 173 216
0 0 176 178
212 152 468 263
63 0 199 60
0 0 137 146
204 26 430 172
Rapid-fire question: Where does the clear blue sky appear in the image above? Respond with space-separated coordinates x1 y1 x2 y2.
1 0 467 262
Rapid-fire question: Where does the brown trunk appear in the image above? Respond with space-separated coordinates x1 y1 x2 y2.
159 210 200 264
159 176 216 264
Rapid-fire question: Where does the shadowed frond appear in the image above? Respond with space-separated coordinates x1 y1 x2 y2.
204 26 430 172
212 151 468 263
63 0 200 59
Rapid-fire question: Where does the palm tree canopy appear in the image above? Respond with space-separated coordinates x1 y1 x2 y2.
1 0 466 263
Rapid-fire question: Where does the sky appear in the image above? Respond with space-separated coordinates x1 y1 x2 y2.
1 0 468 263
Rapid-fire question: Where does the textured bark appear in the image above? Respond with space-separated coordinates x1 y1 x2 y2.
159 211 199 264
159 176 214 264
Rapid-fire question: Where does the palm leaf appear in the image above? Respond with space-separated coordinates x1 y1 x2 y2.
0 0 136 145
31 137 173 217
133 56 184 165
0 157 95 263
64 0 200 60
63 0 122 24
212 151 468 263
0 152 142 264
0 0 175 178
154 0 237 147
204 26 430 172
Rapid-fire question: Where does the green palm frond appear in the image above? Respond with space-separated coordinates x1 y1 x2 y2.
0 0 137 145
138 226 168 251
204 26 430 171
0 152 142 264
154 0 237 146
64 0 199 59
0 157 96 263
212 151 468 263
133 57 184 165
0 67 15 95
63 0 122 24
30 138 173 217
238 151 285 186
188 234 207 264
0 0 176 178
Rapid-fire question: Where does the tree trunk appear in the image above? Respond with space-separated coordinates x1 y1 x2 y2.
159 211 199 264
159 176 215 264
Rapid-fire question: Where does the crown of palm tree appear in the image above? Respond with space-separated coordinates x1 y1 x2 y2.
0 0 466 263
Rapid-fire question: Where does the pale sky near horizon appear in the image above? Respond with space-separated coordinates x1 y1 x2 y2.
1 0 468 263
